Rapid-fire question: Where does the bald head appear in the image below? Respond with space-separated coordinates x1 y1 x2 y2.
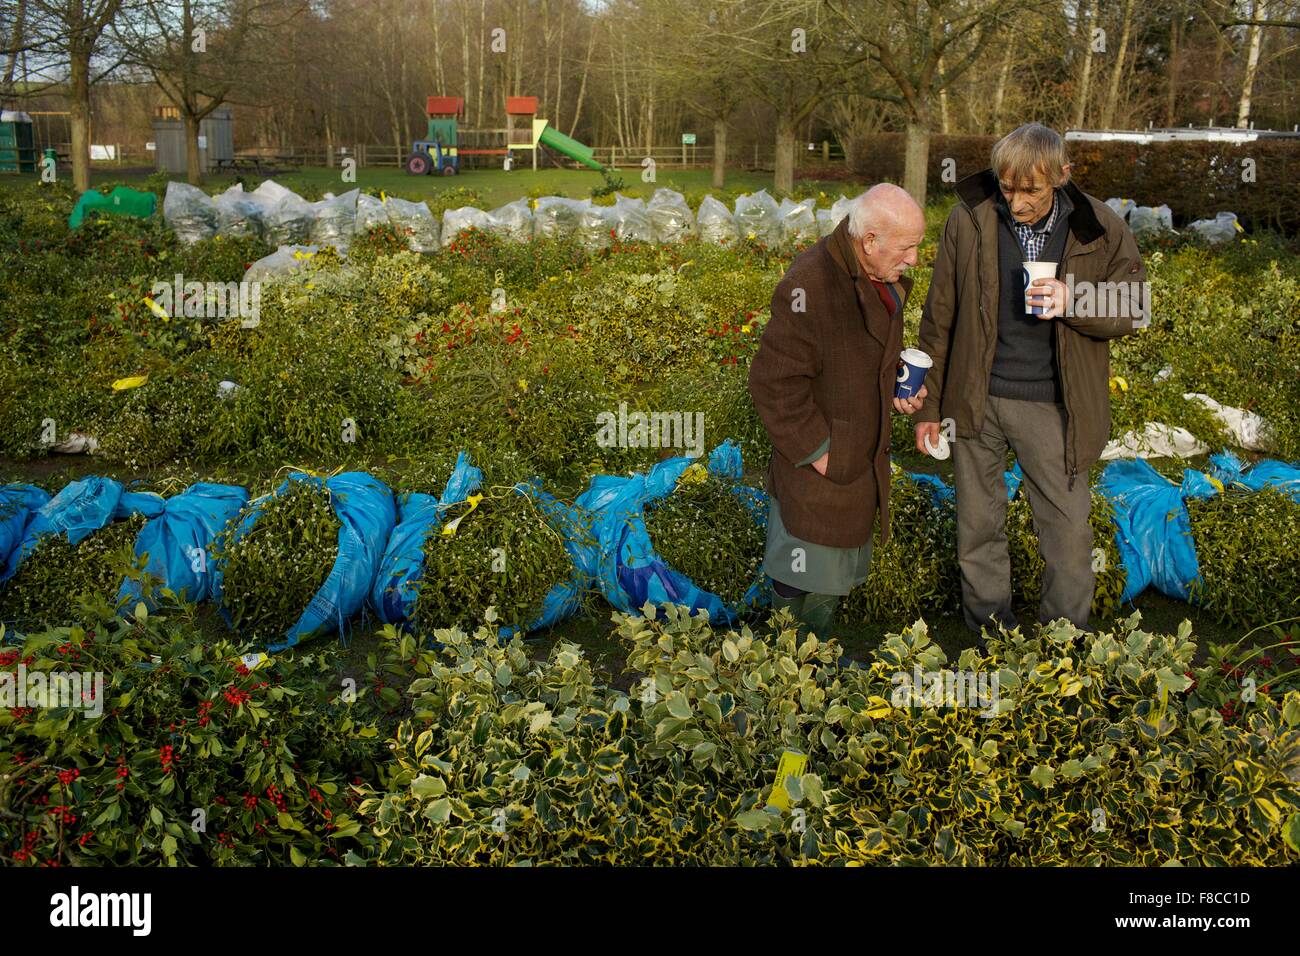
844 183 925 283
847 183 925 241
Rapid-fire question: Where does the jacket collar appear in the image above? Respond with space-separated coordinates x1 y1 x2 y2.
955 168 1104 246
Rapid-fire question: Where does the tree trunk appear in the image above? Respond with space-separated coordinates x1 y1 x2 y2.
1073 0 1095 129
432 0 445 94
773 111 795 195
1165 12 1179 126
475 0 486 127
903 116 930 207
553 3 566 132
69 47 92 194
1100 0 1134 128
1236 0 1267 128
568 19 595 138
712 115 726 189
937 55 951 134
2 0 27 99
992 43 1013 132
184 111 203 185
460 0 471 121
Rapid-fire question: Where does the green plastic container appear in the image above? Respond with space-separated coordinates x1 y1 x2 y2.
68 186 158 229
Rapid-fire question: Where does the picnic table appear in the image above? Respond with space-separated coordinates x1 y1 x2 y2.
215 154 301 176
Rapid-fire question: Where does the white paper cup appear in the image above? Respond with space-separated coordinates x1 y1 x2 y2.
1022 260 1057 315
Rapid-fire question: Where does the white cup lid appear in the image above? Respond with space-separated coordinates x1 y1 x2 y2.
900 348 932 368
924 432 950 460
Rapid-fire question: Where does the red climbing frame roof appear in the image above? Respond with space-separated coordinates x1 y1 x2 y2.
426 96 464 117
505 96 537 116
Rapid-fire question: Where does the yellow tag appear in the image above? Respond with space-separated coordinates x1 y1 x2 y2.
112 375 149 391
1208 475 1225 494
677 463 707 486
380 191 387 203
767 750 808 811
142 297 170 322
1116 376 1128 392
1233 219 1244 232
292 249 315 260
239 652 272 671
441 493 484 536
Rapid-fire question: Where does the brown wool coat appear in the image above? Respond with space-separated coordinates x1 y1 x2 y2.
748 216 912 549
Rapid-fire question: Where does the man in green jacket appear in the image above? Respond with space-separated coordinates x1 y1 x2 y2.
915 123 1148 634
749 184 928 637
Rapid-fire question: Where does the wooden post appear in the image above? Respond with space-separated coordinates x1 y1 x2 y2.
822 139 829 162
753 143 758 167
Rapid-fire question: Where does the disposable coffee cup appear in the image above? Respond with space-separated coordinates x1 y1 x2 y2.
1022 260 1057 315
895 348 932 400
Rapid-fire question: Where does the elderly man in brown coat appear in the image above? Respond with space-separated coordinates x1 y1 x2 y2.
915 123 1147 635
749 184 928 636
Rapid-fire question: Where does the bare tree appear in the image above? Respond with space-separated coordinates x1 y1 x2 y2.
116 0 298 184
823 0 1027 206
27 0 128 192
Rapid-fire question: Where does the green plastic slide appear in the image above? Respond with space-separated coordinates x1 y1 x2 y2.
537 125 604 172
69 186 158 230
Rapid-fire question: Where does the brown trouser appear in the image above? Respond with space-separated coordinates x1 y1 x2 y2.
951 394 1094 631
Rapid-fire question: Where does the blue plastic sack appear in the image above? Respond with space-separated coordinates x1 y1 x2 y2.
0 484 52 583
212 471 396 652
3 477 164 588
576 440 768 624
373 451 483 625
1097 459 1219 603
901 462 1021 508
116 483 250 611
374 453 592 641
1207 450 1300 502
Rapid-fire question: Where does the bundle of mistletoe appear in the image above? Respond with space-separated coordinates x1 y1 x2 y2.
0 514 148 626
211 480 341 640
1006 490 1128 621
840 472 961 627
641 473 766 610
412 489 574 635
1187 487 1300 627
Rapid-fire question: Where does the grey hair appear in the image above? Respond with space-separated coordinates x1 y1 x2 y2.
846 183 913 240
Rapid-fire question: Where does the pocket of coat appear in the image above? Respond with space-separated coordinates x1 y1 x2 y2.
826 417 860 484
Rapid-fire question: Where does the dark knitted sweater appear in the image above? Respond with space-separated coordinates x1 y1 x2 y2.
988 188 1073 403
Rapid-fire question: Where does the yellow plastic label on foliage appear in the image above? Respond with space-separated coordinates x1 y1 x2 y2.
143 296 171 322
112 375 149 391
380 191 387 204
1207 475 1225 494
767 750 808 811
292 249 315 261
677 462 707 486
239 652 272 671
441 493 484 537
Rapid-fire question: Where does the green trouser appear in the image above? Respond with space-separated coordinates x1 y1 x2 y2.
770 588 839 639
